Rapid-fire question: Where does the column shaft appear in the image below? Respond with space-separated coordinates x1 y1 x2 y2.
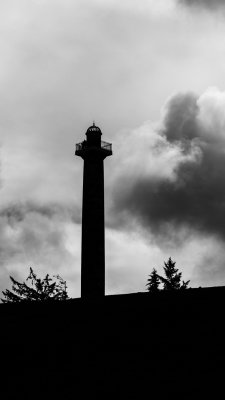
81 153 105 297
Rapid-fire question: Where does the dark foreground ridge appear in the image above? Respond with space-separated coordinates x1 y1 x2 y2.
1 287 225 399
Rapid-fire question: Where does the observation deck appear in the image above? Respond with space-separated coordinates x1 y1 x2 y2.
75 139 112 158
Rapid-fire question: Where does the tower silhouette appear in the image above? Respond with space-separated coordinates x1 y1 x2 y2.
75 123 112 297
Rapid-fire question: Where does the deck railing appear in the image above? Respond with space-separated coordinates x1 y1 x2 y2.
101 141 112 151
75 141 112 153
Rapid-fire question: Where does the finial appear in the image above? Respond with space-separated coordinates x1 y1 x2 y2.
93 121 95 126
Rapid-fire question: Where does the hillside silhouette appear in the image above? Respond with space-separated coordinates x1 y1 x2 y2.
0 287 225 399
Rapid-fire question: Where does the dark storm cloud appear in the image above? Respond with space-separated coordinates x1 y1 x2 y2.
112 88 225 241
178 0 225 10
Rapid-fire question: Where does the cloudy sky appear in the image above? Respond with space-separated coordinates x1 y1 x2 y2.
1 0 225 298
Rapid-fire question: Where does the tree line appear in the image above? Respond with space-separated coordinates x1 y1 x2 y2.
0 257 190 302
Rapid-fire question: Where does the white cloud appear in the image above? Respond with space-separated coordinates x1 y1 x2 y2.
197 87 225 141
110 121 201 186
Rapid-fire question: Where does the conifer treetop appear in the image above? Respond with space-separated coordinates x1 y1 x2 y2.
1 267 69 303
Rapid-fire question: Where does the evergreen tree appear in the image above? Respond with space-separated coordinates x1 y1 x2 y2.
1 268 69 303
146 268 161 292
158 257 190 290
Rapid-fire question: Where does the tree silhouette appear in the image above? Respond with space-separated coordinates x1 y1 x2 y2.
158 257 190 290
1 268 69 303
146 268 161 292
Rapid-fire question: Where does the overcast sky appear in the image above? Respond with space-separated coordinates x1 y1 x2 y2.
1 0 225 298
